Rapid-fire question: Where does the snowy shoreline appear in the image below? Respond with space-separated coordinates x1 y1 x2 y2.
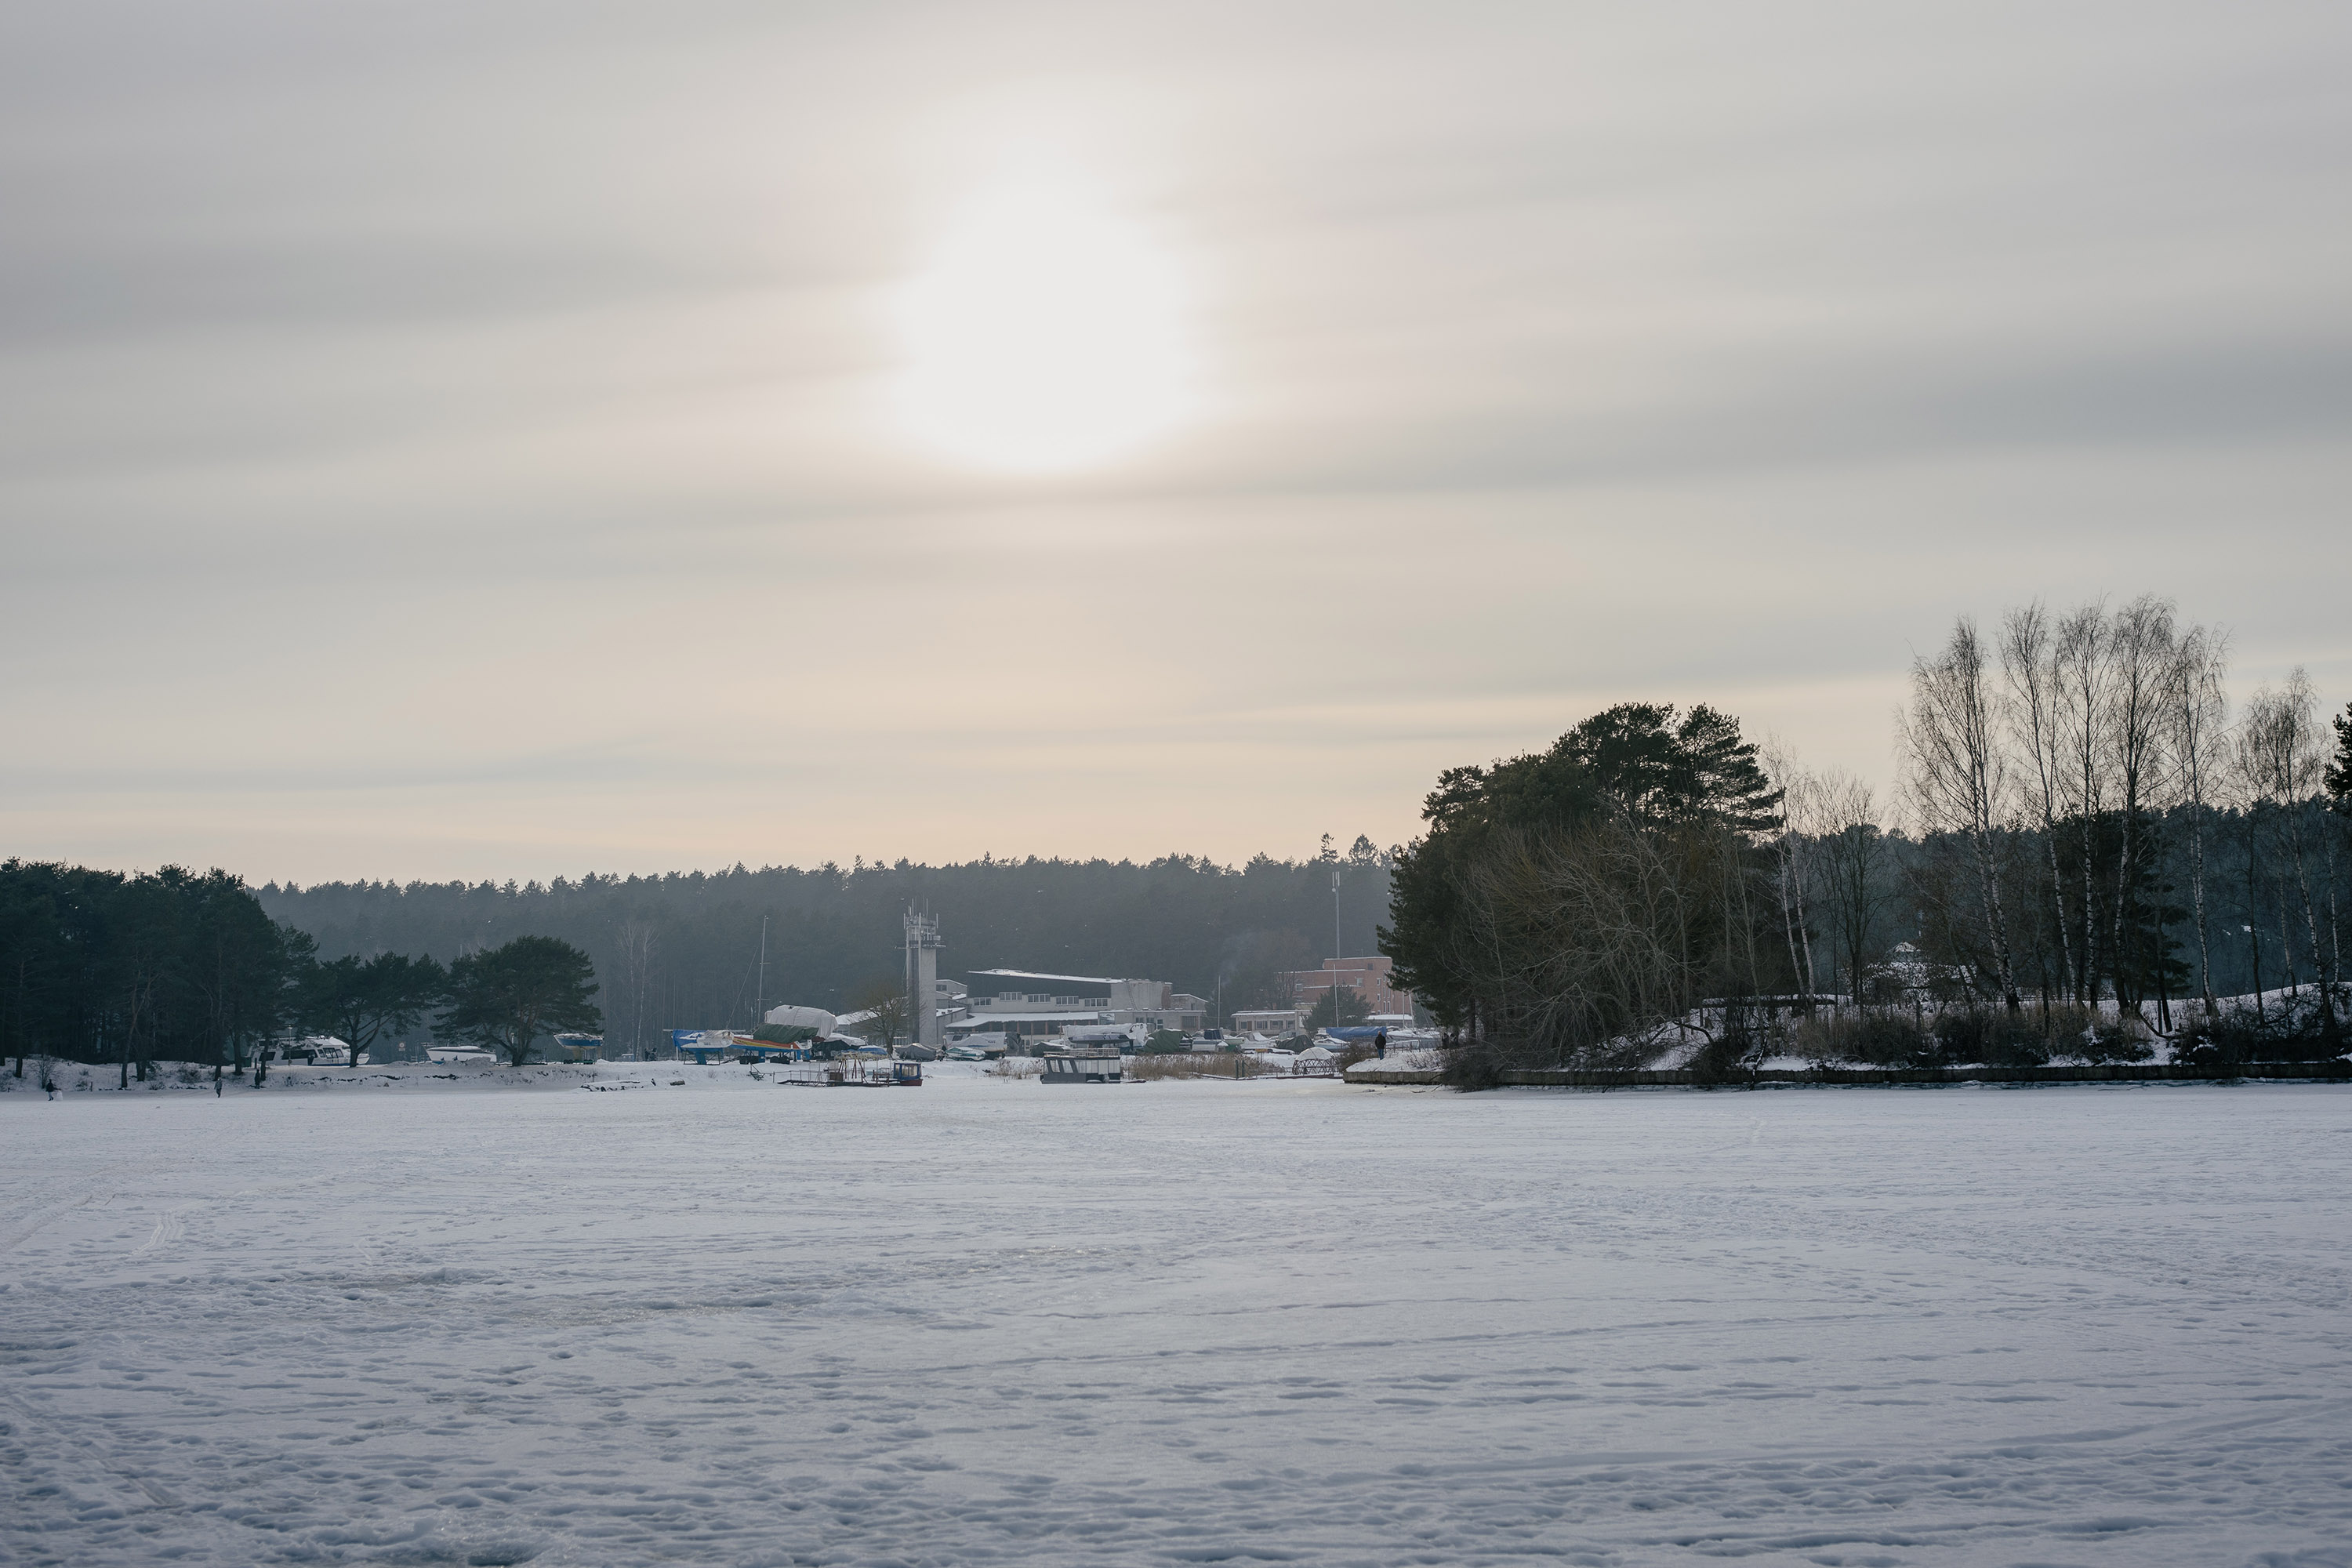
0 1056 1377 1098
9 1052 2348 1100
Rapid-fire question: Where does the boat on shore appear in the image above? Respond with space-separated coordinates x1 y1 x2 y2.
776 1059 924 1087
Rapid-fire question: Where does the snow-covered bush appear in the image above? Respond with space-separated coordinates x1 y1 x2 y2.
2173 989 2348 1069
1439 1044 1510 1091
2071 1016 2155 1065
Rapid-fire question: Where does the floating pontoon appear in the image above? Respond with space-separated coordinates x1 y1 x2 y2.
776 1059 924 1087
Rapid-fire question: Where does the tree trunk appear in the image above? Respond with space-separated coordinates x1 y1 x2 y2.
2278 877 2298 998
1969 829 2021 1011
2111 810 2140 1014
2045 831 2075 1004
2285 814 2334 1025
2189 804 2216 1014
1777 840 1808 1008
2079 813 2098 1004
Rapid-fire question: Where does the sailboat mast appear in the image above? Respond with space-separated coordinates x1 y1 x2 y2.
756 915 768 1029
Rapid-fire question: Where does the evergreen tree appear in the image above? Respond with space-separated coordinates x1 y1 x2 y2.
1381 701 1785 1042
1305 985 1374 1029
2327 700 2352 815
441 937 601 1067
0 860 304 1077
298 953 449 1064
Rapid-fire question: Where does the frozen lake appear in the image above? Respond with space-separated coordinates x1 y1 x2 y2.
4 1069 2350 1566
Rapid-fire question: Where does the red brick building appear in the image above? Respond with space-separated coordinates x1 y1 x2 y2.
1283 956 1414 1018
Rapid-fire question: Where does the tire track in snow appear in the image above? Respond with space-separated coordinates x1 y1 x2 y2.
130 1205 192 1255
0 1157 176 1256
0 1385 182 1509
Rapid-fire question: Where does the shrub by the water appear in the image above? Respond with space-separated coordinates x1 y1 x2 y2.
1798 1005 2156 1068
2073 1016 2155 1065
1933 1009 2053 1068
2174 990 2347 1071
1688 1006 1772 1084
1686 1037 1755 1085
1790 1011 1935 1066
1441 1044 1511 1091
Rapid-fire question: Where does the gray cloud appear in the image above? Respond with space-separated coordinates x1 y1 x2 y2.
2 0 2347 879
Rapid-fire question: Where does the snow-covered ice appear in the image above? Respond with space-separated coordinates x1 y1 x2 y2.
4 1068 2350 1566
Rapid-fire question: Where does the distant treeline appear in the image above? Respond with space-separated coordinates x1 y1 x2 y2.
0 862 604 1079
256 844 1399 1055
0 863 290 1078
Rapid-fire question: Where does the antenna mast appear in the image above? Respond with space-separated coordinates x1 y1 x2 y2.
1333 866 1342 960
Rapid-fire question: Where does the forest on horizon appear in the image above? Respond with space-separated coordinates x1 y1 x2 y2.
255 840 1403 1054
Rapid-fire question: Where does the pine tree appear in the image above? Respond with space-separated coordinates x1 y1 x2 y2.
2326 700 2352 815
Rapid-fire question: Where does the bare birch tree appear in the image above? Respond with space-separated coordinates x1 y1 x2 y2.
1813 771 1893 1011
2054 601 2111 999
2106 596 2176 1013
2002 601 2078 1000
2239 670 2335 1015
2229 713 2274 1018
1762 742 1818 1006
2165 622 2230 1015
1900 616 2022 1010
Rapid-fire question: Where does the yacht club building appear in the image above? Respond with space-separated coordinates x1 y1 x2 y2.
944 970 1208 1043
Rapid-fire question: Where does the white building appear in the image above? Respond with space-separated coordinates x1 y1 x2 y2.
949 970 1207 1044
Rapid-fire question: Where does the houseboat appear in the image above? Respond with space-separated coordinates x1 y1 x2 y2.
1040 1050 1123 1084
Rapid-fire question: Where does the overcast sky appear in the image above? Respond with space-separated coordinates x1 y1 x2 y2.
3 1 2347 884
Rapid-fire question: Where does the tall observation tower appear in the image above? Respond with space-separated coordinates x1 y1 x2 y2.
902 908 943 1052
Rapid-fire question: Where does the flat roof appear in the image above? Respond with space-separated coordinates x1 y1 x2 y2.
967 969 1121 987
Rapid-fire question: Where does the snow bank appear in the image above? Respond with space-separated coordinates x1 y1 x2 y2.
1346 1044 1447 1076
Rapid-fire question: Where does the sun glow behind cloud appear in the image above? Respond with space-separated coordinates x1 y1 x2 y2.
893 172 1196 473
